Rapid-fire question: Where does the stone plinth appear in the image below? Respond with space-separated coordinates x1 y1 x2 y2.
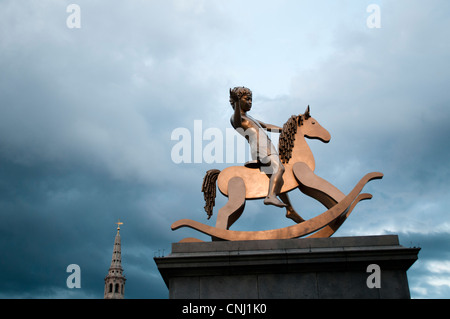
154 235 420 299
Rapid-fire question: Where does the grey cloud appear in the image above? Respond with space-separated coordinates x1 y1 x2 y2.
1 0 449 299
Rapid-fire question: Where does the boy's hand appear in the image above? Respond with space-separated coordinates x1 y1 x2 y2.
229 89 239 103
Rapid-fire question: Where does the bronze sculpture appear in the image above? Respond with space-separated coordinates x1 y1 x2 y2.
172 87 383 242
229 87 287 209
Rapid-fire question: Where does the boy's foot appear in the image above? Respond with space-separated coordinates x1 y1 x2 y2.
286 207 305 224
264 195 288 208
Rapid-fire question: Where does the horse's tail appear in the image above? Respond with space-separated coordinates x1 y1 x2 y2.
201 169 221 220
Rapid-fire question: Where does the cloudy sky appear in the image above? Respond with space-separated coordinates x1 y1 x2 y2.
0 0 449 299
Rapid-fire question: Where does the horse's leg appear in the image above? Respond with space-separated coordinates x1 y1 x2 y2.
215 177 246 230
279 193 305 224
292 162 345 209
306 193 373 238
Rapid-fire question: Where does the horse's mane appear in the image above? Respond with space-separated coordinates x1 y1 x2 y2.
279 115 300 164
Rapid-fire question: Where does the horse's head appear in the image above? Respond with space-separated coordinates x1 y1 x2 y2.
279 106 331 164
299 106 331 143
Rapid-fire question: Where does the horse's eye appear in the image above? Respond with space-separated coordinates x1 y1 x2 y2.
312 121 316 125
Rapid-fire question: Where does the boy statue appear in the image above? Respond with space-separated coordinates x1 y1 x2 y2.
229 86 287 208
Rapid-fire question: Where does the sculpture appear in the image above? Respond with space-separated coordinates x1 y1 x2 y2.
172 87 383 242
229 86 287 209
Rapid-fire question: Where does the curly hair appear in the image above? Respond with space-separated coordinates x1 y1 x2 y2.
229 86 252 107
278 115 300 164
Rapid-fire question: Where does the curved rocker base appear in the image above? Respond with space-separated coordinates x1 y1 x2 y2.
172 172 383 242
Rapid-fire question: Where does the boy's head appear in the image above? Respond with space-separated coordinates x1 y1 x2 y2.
230 86 252 108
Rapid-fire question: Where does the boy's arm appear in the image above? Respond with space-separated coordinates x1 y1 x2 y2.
257 120 282 132
231 101 242 128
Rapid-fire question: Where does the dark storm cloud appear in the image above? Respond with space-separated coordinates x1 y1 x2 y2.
283 1 450 298
396 231 450 298
1 0 449 299
0 154 165 298
0 0 234 298
288 0 450 228
0 0 230 181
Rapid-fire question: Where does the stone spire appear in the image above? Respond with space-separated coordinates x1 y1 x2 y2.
104 220 126 299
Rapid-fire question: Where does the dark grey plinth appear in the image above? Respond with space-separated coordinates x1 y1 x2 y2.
154 235 420 299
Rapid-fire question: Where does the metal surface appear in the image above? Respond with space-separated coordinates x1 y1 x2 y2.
229 87 286 208
172 172 383 241
172 87 383 241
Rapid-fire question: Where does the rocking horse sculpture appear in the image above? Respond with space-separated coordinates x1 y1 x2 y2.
172 87 383 242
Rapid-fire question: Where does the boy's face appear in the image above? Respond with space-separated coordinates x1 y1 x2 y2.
240 94 252 112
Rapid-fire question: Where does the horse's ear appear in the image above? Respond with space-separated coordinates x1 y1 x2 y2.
304 105 311 119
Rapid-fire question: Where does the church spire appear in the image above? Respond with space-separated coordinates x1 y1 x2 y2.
104 219 126 299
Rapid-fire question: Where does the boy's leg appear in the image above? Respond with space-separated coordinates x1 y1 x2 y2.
262 155 287 208
279 193 305 223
